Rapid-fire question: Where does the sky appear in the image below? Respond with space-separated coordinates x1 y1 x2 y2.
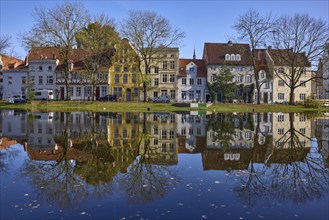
0 0 328 60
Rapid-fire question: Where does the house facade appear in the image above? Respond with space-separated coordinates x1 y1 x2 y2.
146 48 179 101
109 38 141 101
203 41 254 102
177 58 207 103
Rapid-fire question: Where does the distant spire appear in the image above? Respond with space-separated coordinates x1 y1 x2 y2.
193 47 196 59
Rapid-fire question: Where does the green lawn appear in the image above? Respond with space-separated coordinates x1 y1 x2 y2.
0 100 327 113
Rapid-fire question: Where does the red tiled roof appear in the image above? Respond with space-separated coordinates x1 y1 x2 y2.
178 58 207 77
28 47 112 72
0 54 24 70
202 42 252 65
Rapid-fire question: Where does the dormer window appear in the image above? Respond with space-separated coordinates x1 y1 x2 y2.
236 54 241 61
231 54 235 60
189 67 194 72
225 54 230 60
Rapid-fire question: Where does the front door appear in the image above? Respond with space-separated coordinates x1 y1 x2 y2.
60 87 65 100
264 92 268 103
126 89 131 101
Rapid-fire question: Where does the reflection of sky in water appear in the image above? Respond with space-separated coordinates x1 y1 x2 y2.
0 111 328 220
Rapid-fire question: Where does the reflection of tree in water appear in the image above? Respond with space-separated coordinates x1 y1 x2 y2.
234 113 329 206
21 112 115 207
0 145 21 173
118 113 182 204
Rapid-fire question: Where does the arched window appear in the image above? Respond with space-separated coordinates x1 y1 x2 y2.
225 54 230 60
259 70 266 79
231 54 235 60
236 54 241 61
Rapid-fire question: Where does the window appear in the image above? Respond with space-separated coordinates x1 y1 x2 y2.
181 91 186 100
170 74 175 83
189 91 194 99
38 76 43 85
101 86 107 96
154 127 158 135
113 87 122 97
114 66 120 72
154 91 158 98
264 82 270 89
154 67 159 74
182 78 186 85
134 87 138 97
300 81 306 87
123 74 128 84
181 128 186 135
278 93 284 100
170 130 174 139
260 70 265 79
299 93 306 101
161 130 167 139
236 54 241 61
132 73 136 83
161 143 166 152
38 66 43 71
170 61 175 69
8 76 12 84
196 90 201 99
47 76 53 84
278 128 284 135
123 66 129 72
197 78 202 85
211 74 216 82
278 114 285 122
154 138 158 145
299 115 306 122
76 87 81 96
231 54 235 60
69 87 74 96
162 61 168 70
278 80 284 86
154 78 159 86
189 67 194 72
48 66 52 71
115 74 119 83
189 78 194 85
278 67 284 73
170 90 175 99
225 54 230 60
132 66 137 72
300 128 306 134
22 76 26 84
162 74 167 83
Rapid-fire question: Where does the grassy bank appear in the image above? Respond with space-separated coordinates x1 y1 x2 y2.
0 100 328 113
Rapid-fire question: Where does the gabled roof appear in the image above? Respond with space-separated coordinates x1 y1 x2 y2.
0 54 24 70
178 58 207 77
267 49 311 67
202 42 252 65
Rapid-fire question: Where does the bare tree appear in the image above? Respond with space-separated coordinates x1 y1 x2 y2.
76 15 120 101
233 9 275 104
271 14 329 105
20 2 90 100
0 34 12 54
120 10 185 102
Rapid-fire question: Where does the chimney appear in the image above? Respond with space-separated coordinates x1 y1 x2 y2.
228 40 233 46
267 46 272 51
193 47 196 60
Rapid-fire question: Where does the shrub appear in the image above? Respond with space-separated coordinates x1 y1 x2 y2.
303 97 320 108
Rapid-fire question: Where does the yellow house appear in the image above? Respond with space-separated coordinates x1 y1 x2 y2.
109 38 141 101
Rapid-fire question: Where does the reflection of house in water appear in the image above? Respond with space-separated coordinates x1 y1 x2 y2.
254 112 312 165
27 112 56 150
204 113 254 171
176 112 207 154
143 112 177 165
312 116 329 168
0 109 28 142
107 112 141 172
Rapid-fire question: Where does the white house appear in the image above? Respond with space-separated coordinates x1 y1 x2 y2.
177 58 207 103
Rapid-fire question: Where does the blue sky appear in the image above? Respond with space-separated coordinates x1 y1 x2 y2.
1 0 328 59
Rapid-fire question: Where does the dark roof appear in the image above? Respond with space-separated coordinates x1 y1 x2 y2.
267 49 311 67
178 58 207 77
202 42 252 65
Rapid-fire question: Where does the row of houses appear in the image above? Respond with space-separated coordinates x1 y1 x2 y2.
0 40 328 103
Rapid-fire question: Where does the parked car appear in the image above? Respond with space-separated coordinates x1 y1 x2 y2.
10 95 27 104
153 96 171 103
97 94 118 102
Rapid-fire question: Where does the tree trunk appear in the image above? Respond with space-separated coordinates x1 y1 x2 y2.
143 82 147 102
256 80 260 104
289 88 295 105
